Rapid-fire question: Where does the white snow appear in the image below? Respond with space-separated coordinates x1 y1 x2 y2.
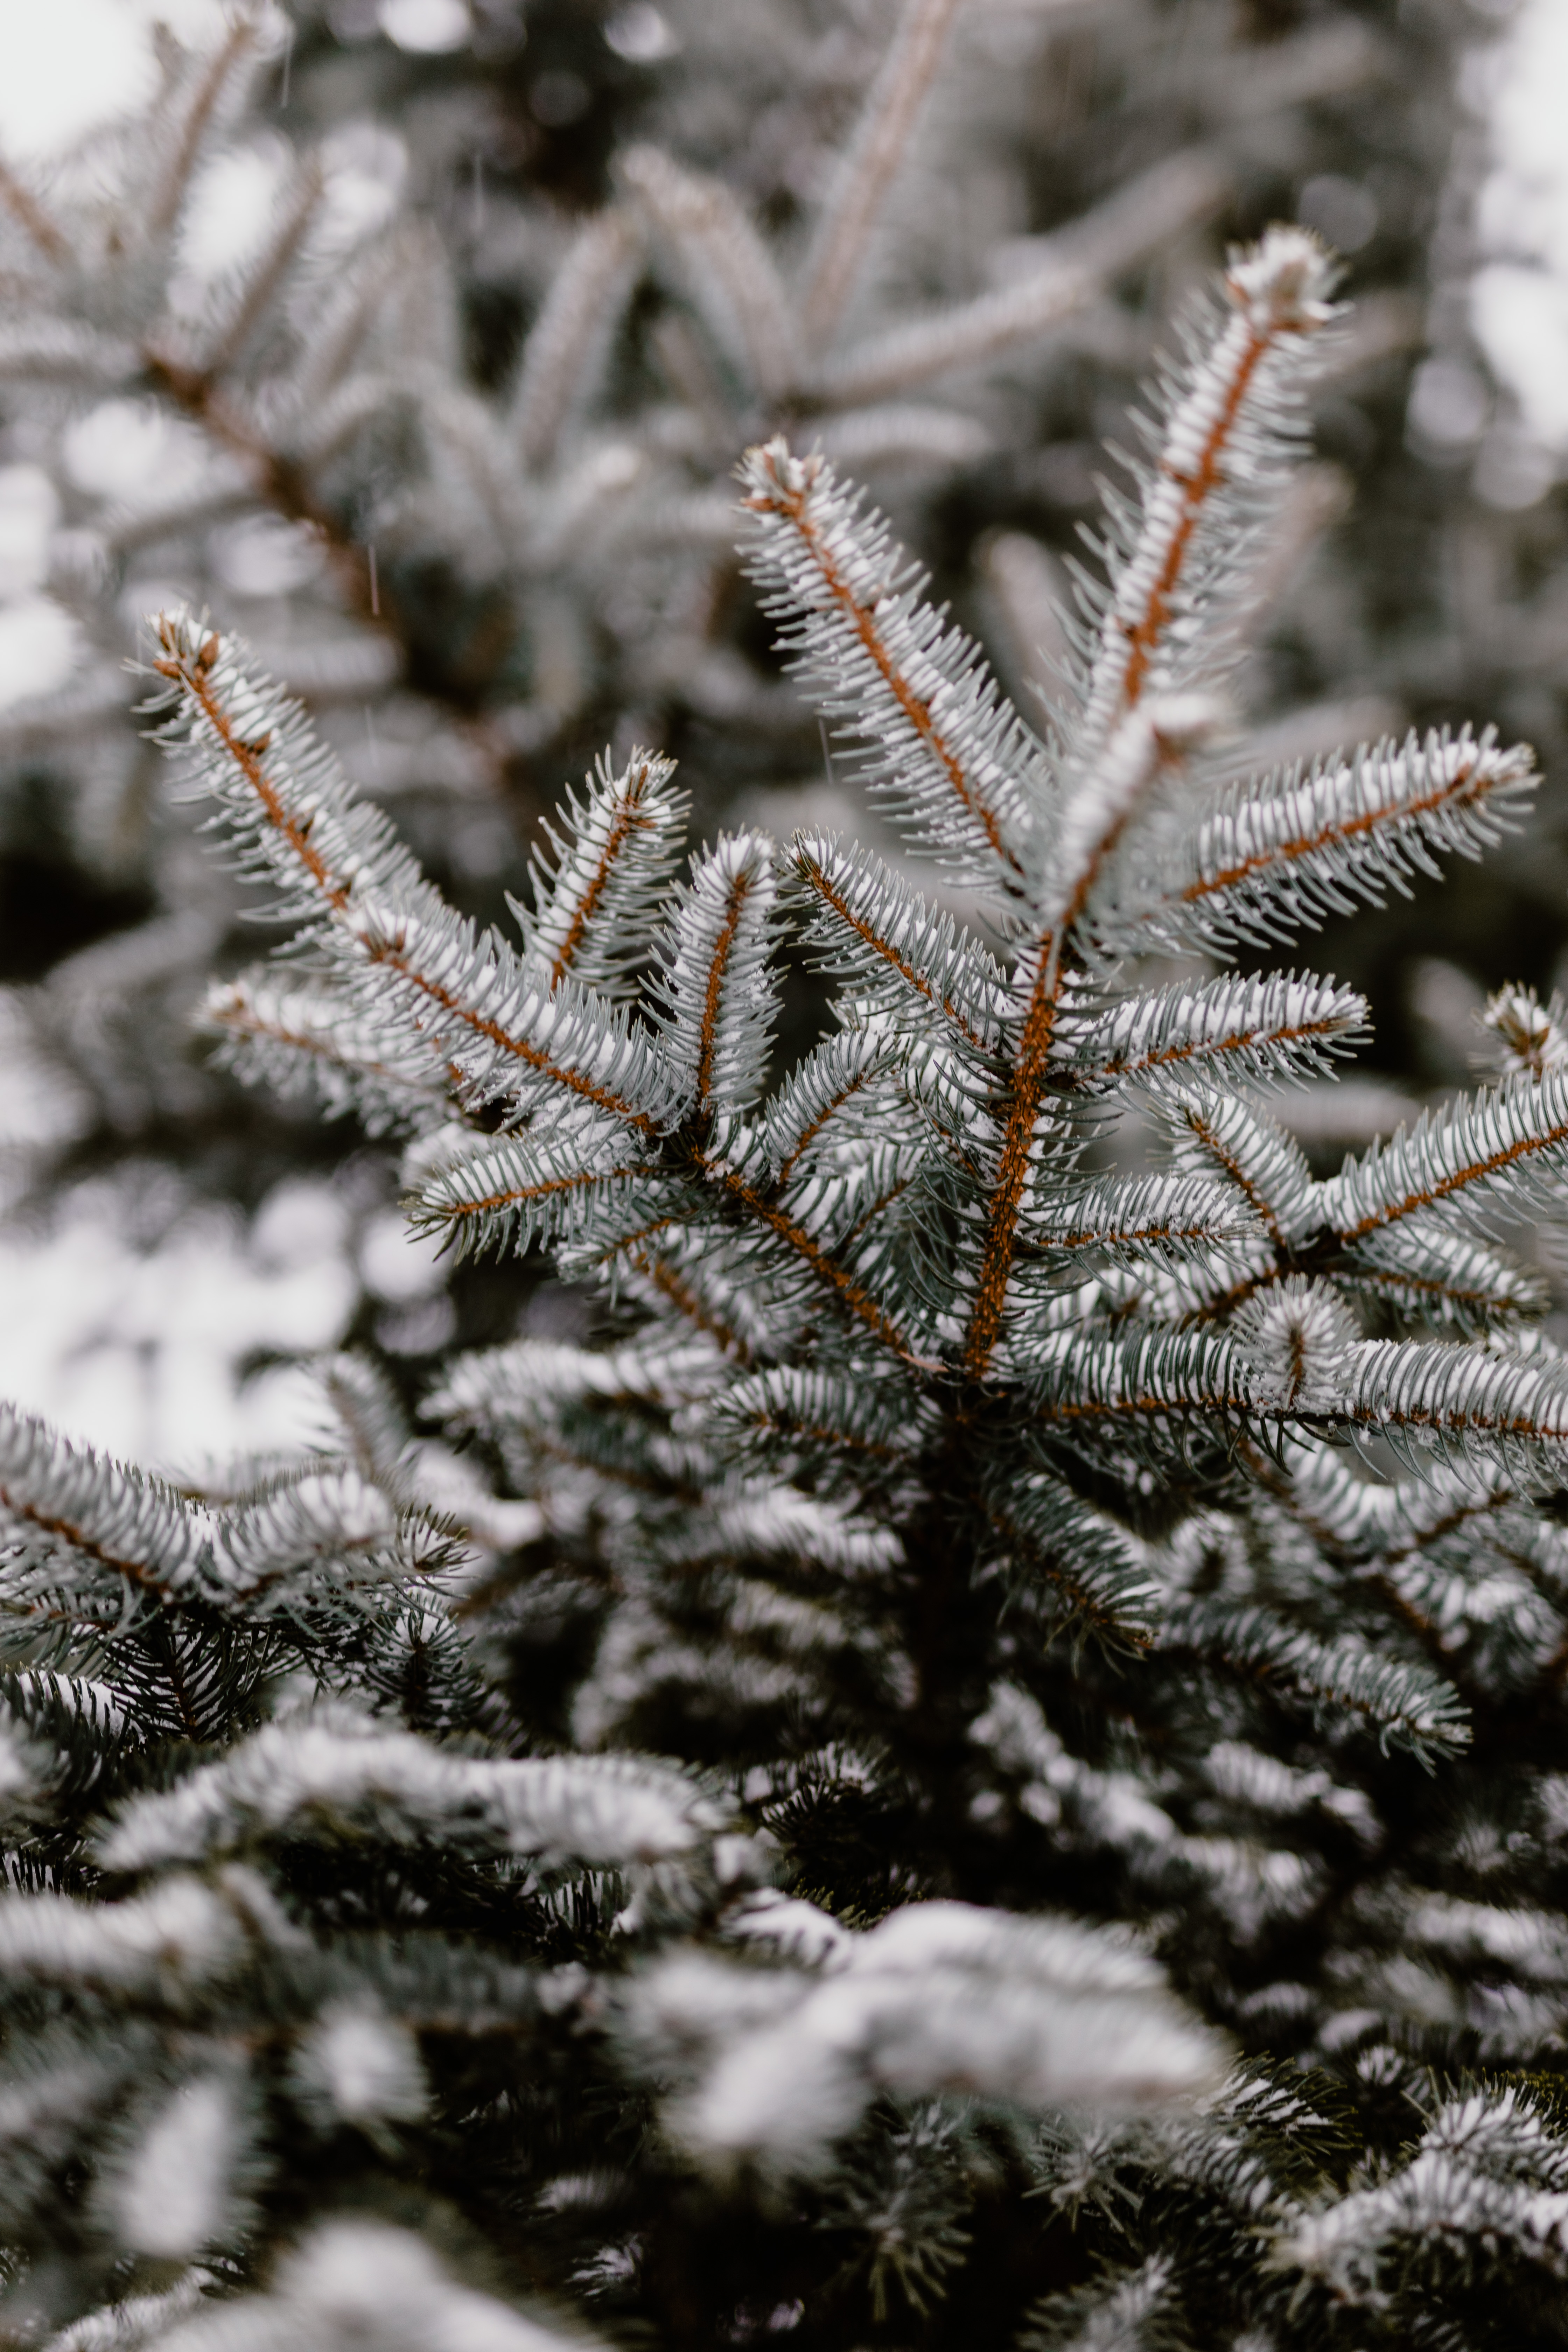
1469 0 1568 496
171 134 296 313
99 1707 723 1871
378 0 472 53
63 401 211 506
605 5 681 64
0 596 80 714
0 0 233 162
318 121 410 252
161 2221 583 2352
633 1899 1227 2179
0 1876 244 1992
0 464 77 708
0 469 57 600
359 1206 448 1304
0 1173 356 1470
115 2077 236 2258
297 2002 427 2126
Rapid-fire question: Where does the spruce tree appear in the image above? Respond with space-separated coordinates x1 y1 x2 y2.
7 223 1568 2350
0 0 1510 1299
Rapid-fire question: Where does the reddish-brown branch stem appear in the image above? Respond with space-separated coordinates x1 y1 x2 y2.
747 476 1020 874
775 1063 881 1189
364 940 658 1136
798 849 993 1052
961 351 1284 1381
1091 1016 1349 1081
1182 1105 1286 1247
146 353 386 636
1035 1391 1251 1424
1118 325 1269 716
626 1246 752 1364
1184 755 1483 904
697 868 751 1110
0 1485 176 1603
702 1156 913 1362
1344 1264 1531 1317
1336 1112 1568 1241
0 158 70 264
963 951 1060 1380
737 1411 906 1463
547 775 651 988
155 624 345 905
210 994 458 1110
432 1166 636 1221
148 19 256 237
1042 1217 1235 1251
981 1499 1153 1645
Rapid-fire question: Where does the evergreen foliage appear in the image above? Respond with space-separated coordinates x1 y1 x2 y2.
0 0 1504 1274
6 220 1568 2348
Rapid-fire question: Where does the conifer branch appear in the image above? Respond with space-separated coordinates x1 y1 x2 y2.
1280 2086 1568 2297
797 0 964 355
0 1880 246 1996
1022 1326 1253 1426
355 925 673 1135
1160 728 1537 954
652 834 782 1120
1046 692 1222 939
764 1032 905 1188
981 1475 1159 1648
151 616 676 1135
1067 226 1337 775
698 1155 917 1365
1260 1436 1517 1568
1350 1335 1568 1468
1166 1090 1318 1250
199 154 326 376
1025 1171 1256 1266
0 323 140 387
0 1404 200 1609
939 238 1338 1377
511 749 686 1000
1234 1277 1359 1412
144 15 259 240
138 358 384 630
1339 1226 1548 1334
623 1241 756 1364
1322 1070 1568 1240
618 146 797 401
1163 1598 1469 1761
1055 969 1368 1088
787 834 1008 1055
433 1332 727 1436
741 441 1040 890
1483 983 1568 1080
710 1367 933 1473
98 1707 722 1874
632 1904 1226 2180
962 948 1062 1381
200 973 454 1134
0 154 70 266
291 220 426 411
809 149 1227 407
412 1129 674 1261
511 207 643 472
